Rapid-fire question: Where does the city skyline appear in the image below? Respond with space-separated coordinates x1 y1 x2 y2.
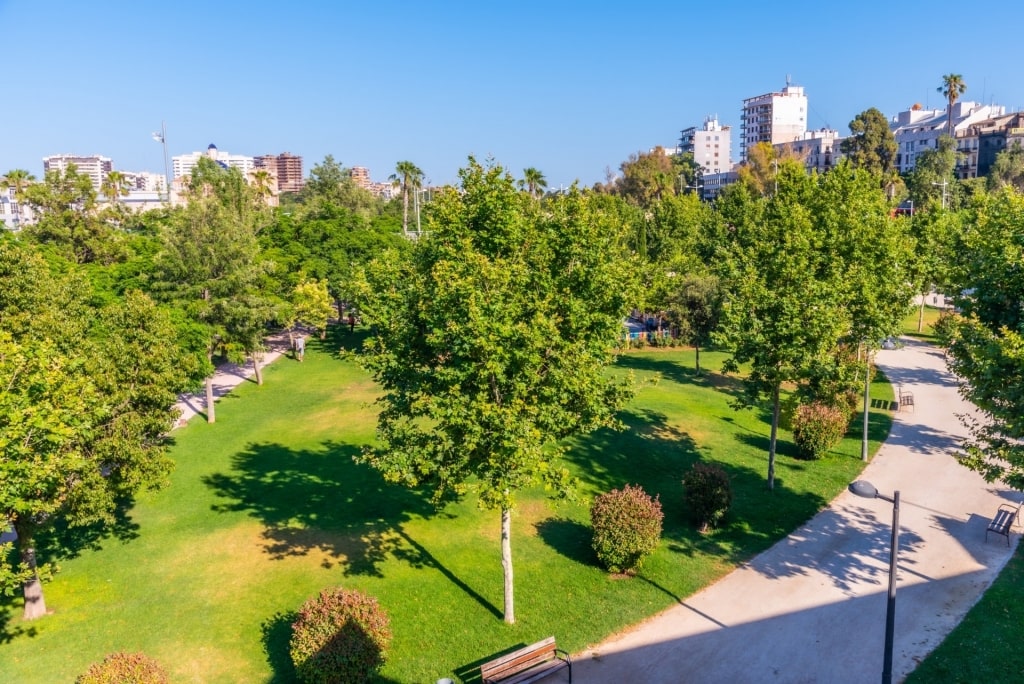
3 1 1020 189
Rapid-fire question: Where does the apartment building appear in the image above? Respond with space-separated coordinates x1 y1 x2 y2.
679 116 732 175
255 152 304 193
890 101 1005 174
740 82 807 161
957 111 1024 179
778 128 843 175
42 154 112 191
172 144 255 179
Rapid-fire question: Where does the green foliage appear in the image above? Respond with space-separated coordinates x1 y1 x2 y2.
590 484 664 573
664 273 723 373
840 108 898 179
682 463 733 532
987 141 1024 192
791 402 850 460
932 309 962 348
76 652 169 684
612 146 687 207
289 588 392 684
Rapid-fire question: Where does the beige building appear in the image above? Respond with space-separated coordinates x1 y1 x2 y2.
255 152 304 193
42 154 112 191
679 116 732 175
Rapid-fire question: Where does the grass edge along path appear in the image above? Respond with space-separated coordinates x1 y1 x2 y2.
0 337 894 683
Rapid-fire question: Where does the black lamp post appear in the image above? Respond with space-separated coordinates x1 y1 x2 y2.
849 480 900 684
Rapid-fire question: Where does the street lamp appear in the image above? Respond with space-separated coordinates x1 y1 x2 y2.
151 121 171 203
849 480 900 684
931 180 948 210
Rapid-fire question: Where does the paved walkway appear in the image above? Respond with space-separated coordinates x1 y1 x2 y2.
173 332 294 425
569 337 1021 683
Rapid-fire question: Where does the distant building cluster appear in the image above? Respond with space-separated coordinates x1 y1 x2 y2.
677 79 1018 200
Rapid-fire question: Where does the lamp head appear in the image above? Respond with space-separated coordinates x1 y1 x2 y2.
849 480 879 499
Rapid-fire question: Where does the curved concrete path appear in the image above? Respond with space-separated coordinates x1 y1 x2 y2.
570 337 1020 683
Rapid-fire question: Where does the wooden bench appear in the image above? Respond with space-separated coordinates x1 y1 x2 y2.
986 504 1020 546
480 636 572 684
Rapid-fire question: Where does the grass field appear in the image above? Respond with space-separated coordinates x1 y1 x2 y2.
902 304 946 341
0 332 895 683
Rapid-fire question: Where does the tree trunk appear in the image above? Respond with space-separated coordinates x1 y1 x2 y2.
501 507 515 624
253 353 263 386
402 186 409 235
862 349 871 461
205 375 216 424
695 344 701 375
17 527 47 620
918 292 926 333
767 384 780 491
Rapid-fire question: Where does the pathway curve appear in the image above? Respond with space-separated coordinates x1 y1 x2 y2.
173 331 293 425
569 337 1020 683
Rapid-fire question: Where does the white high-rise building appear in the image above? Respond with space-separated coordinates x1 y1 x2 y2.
42 154 112 191
172 144 255 179
679 116 732 175
740 82 808 161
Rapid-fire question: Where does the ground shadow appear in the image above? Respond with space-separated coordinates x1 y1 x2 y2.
203 440 438 577
261 610 297 683
534 517 595 567
615 353 744 398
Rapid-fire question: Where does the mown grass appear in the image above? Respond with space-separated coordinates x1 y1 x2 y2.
902 304 946 341
0 332 893 683
906 539 1024 683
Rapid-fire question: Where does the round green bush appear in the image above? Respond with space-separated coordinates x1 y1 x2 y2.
682 462 733 532
791 401 850 459
590 484 663 574
76 652 169 684
290 587 392 684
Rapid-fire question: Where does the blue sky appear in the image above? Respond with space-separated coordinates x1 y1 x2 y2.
2 1 1019 189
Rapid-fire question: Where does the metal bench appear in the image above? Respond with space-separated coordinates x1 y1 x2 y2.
480 636 572 684
985 503 1020 546
897 385 915 412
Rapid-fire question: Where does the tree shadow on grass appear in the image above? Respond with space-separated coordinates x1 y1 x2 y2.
203 440 439 577
33 500 141 565
261 610 297 683
614 353 745 398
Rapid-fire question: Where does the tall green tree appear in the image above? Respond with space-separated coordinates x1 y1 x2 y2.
840 108 898 180
355 158 635 624
153 167 274 419
389 160 424 236
715 169 850 489
988 142 1024 192
938 73 967 138
664 274 723 374
945 188 1024 490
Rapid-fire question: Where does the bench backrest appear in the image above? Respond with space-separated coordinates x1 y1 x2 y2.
481 637 557 681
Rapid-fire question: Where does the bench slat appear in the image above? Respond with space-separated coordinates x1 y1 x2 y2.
481 637 570 684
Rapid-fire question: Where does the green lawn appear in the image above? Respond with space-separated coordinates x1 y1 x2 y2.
902 304 946 341
906 539 1024 683
0 333 893 683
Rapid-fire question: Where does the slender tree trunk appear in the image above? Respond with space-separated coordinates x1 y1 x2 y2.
918 292 926 333
695 345 701 375
862 348 871 461
253 353 263 386
501 507 515 624
402 186 409 235
767 384 781 491
17 526 46 620
205 372 216 425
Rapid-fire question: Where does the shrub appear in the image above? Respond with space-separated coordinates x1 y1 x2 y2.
590 484 663 574
791 402 850 459
76 652 169 684
290 587 392 684
933 310 962 348
682 462 733 532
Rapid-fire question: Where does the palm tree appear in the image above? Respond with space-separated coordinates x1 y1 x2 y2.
101 170 130 206
389 161 424 236
938 73 967 138
1 168 36 227
518 167 548 198
249 169 276 205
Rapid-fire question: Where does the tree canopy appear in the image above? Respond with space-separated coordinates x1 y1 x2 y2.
355 157 636 623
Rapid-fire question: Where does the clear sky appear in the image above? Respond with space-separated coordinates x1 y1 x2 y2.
2 0 1019 189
